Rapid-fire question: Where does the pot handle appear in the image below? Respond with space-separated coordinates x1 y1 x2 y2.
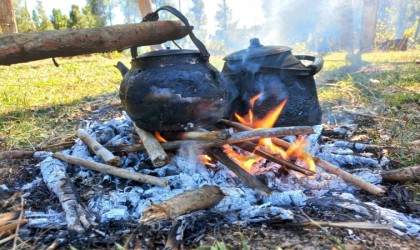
295 55 324 75
141 6 210 62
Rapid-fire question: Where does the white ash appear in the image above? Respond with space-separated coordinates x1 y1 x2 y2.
364 202 420 237
25 210 66 229
316 153 379 169
320 145 354 155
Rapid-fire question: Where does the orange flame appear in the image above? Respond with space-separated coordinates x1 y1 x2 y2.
154 131 167 142
222 145 262 172
231 93 316 174
198 154 213 166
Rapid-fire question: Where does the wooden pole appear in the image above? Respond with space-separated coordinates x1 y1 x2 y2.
0 21 189 65
137 0 164 51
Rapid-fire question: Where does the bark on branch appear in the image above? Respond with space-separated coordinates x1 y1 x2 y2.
0 21 190 65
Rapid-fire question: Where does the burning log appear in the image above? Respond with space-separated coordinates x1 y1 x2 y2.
381 165 420 183
53 152 168 187
134 125 169 167
76 129 120 166
219 119 386 196
139 186 225 224
237 141 316 176
39 157 94 233
207 147 272 194
0 21 190 65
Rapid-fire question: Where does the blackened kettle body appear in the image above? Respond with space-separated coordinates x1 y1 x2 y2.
119 6 232 132
223 38 323 127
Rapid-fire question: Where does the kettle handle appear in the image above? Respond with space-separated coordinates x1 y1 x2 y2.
140 6 210 62
295 55 324 75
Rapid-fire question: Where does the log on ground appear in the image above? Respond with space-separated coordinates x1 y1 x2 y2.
139 185 225 224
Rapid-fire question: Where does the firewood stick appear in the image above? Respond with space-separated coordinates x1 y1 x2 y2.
207 147 272 194
76 129 120 166
139 186 225 224
134 125 169 167
0 150 52 161
219 119 386 196
381 165 420 183
164 130 231 141
107 126 314 153
237 141 316 176
333 140 399 153
53 153 168 187
0 211 27 238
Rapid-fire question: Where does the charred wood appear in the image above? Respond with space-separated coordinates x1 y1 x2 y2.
53 152 168 187
381 165 420 183
39 157 94 233
0 150 51 161
0 21 190 65
333 140 399 153
134 124 169 167
76 128 120 166
207 147 272 194
139 186 225 224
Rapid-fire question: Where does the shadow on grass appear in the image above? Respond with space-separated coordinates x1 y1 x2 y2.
0 92 122 149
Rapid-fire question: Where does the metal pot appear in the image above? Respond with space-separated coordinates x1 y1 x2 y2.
119 6 232 132
222 38 323 126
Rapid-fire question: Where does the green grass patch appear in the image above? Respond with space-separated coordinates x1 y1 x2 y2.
0 54 129 149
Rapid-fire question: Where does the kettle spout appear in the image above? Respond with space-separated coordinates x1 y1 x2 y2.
115 61 128 77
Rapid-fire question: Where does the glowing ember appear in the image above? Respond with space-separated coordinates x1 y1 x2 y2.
232 93 316 173
198 154 213 166
222 145 262 172
154 131 167 143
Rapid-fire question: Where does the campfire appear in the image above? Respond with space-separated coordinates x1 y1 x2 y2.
4 90 415 248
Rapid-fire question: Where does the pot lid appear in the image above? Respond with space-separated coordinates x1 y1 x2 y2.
138 49 201 59
224 38 292 61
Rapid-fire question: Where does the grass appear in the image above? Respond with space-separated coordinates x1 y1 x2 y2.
319 50 420 166
0 53 129 149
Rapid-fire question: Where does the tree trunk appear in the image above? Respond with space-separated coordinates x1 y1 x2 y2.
0 21 190 65
0 0 18 34
360 0 380 52
136 0 163 51
339 1 354 52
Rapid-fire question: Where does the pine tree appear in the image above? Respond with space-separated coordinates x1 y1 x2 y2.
35 0 53 31
50 8 68 30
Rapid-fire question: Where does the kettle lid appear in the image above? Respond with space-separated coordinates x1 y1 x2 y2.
138 49 201 59
224 38 292 61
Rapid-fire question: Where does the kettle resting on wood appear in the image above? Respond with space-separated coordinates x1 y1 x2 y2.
117 6 235 132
